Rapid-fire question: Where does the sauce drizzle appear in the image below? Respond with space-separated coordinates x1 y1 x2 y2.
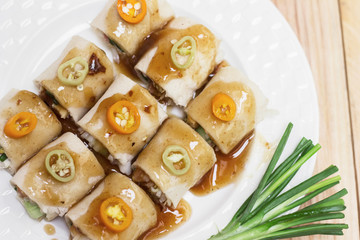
138 199 191 240
191 131 254 195
44 224 56 235
88 53 106 75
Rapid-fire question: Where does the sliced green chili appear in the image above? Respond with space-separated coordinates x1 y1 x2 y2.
162 145 191 176
171 36 196 69
57 56 89 86
45 149 75 182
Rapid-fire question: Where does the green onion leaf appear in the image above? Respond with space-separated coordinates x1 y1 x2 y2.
208 123 348 240
262 224 349 239
0 153 7 162
239 123 293 224
196 126 213 145
108 38 125 53
45 91 59 105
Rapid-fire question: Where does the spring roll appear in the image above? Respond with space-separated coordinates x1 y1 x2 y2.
11 132 105 221
65 172 157 240
186 65 268 154
78 74 167 175
34 36 114 121
0 90 61 174
132 118 216 208
92 0 174 55
135 17 219 106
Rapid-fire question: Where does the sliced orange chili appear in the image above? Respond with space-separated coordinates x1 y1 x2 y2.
4 112 37 139
211 93 236 122
117 0 147 24
107 100 140 134
100 197 133 232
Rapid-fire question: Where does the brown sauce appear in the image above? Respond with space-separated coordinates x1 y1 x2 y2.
144 105 152 113
117 23 216 74
40 43 113 111
113 56 140 82
138 199 191 240
193 60 230 98
40 90 123 177
92 151 120 175
131 30 165 66
38 92 82 138
39 91 114 169
60 117 81 136
35 19 249 238
88 53 106 75
39 90 58 109
143 25 217 85
22 143 83 205
191 131 254 195
110 26 222 105
84 90 159 158
44 224 56 235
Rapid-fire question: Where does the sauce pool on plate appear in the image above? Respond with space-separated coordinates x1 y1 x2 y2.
44 224 56 235
138 199 191 240
191 131 254 195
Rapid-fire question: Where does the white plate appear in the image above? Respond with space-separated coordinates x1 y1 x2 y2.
0 0 319 239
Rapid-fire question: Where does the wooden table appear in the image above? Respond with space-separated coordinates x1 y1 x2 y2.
271 0 360 239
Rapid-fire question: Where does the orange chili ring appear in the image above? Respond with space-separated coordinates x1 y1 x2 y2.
117 0 147 24
107 100 140 134
100 197 133 232
4 112 37 139
211 93 236 122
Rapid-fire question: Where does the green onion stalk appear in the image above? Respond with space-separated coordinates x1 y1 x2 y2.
209 123 348 240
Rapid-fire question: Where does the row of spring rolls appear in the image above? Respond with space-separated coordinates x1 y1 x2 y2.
10 131 157 239
0 87 160 240
0 0 267 239
0 52 213 240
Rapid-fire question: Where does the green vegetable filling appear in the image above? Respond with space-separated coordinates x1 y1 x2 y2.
45 91 59 105
196 126 213 146
23 199 45 220
109 38 124 53
0 153 7 162
140 72 151 82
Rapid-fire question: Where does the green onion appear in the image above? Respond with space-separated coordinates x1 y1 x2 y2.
140 72 151 82
45 91 59 105
196 126 213 145
22 199 45 220
209 123 348 240
108 38 125 53
0 153 7 162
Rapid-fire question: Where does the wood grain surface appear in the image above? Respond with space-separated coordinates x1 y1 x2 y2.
339 0 360 205
271 0 359 239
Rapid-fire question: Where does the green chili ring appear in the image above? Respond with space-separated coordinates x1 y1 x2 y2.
45 149 75 182
57 56 89 86
162 145 191 176
171 36 196 70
